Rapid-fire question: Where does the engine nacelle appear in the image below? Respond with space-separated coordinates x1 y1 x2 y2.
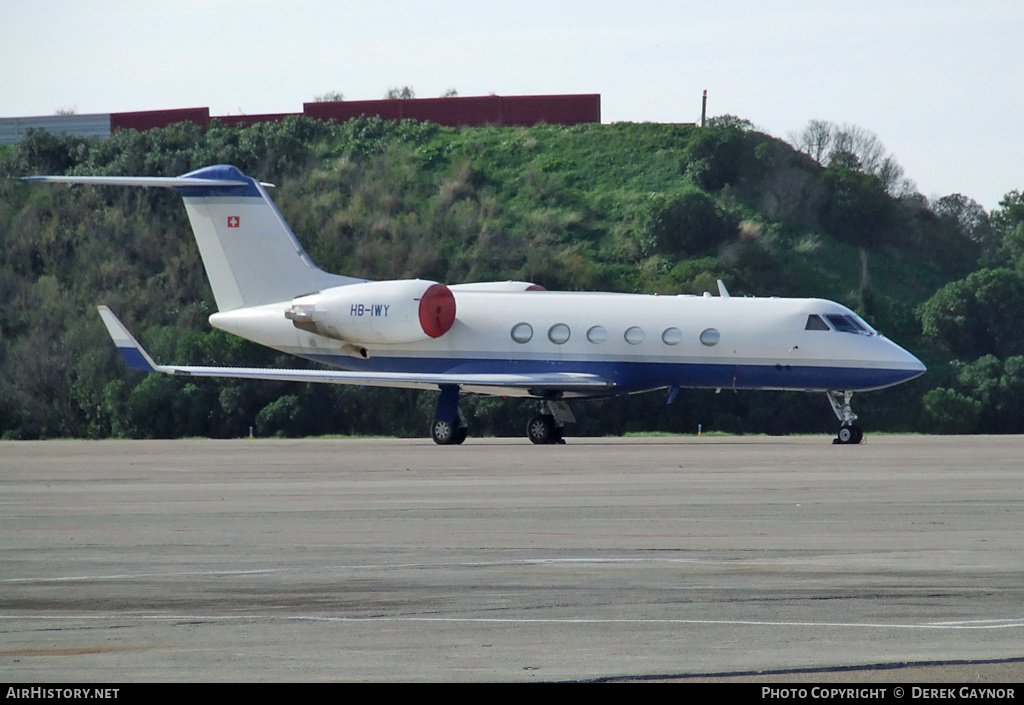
448 280 546 292
285 279 456 344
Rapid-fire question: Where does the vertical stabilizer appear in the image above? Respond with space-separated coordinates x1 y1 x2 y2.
174 166 363 310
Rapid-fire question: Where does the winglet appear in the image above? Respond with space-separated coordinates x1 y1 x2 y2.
97 306 161 372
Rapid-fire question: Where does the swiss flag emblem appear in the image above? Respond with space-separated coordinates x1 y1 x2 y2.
227 216 240 228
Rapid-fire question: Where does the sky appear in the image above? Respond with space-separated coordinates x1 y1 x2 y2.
2 0 1021 211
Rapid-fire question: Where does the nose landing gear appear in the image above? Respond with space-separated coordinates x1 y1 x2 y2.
836 423 863 444
827 390 863 445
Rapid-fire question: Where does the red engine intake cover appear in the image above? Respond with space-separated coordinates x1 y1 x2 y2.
418 284 457 338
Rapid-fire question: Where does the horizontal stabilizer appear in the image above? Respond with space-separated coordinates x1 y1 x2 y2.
98 307 615 396
23 175 250 188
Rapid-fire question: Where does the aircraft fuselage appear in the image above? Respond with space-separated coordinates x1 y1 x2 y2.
210 289 925 399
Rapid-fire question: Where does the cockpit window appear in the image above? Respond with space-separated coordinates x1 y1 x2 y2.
825 314 871 334
805 315 830 331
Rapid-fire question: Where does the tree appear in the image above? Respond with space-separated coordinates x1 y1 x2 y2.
636 189 738 256
989 190 1024 268
12 128 85 174
932 193 994 249
922 387 982 434
683 124 757 191
789 119 833 164
313 91 344 102
385 86 415 100
991 190 1024 231
819 165 895 247
704 115 754 132
789 120 914 196
932 355 1024 433
875 155 915 198
832 125 886 174
918 268 1024 360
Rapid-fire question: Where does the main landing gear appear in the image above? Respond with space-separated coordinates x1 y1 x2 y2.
526 400 574 445
429 385 575 445
430 417 468 445
827 390 863 445
430 385 468 445
526 414 561 444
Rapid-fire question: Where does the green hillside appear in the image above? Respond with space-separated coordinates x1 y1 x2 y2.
1 116 1021 439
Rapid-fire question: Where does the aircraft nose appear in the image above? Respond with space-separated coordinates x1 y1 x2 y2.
910 354 927 373
894 343 927 380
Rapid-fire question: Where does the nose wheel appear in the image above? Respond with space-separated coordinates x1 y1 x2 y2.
827 391 864 445
836 424 863 445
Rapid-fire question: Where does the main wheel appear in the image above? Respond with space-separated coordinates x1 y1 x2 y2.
837 424 863 445
453 424 468 445
431 419 458 445
526 414 556 444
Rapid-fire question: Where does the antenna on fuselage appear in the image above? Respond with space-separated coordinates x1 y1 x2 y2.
717 279 730 298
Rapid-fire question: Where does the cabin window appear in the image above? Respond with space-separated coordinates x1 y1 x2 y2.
662 327 682 345
548 323 571 344
805 315 830 331
699 328 720 346
511 322 533 344
624 326 644 345
587 325 607 343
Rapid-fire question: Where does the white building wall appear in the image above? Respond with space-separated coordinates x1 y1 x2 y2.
0 113 111 144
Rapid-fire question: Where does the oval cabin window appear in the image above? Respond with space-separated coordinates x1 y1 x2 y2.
699 328 720 346
511 322 533 344
548 323 571 345
624 326 645 345
662 327 682 345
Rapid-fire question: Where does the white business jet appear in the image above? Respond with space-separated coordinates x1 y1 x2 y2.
26 165 926 445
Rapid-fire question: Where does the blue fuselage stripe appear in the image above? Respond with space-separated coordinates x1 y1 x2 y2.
297 354 921 394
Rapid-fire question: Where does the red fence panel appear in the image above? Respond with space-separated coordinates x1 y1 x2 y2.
98 94 601 135
304 100 403 122
110 107 210 132
499 94 601 127
305 94 599 127
402 96 502 126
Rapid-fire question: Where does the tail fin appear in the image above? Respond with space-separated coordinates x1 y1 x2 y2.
25 165 364 311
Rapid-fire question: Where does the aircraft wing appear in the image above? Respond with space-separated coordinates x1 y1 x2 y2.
97 307 615 396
